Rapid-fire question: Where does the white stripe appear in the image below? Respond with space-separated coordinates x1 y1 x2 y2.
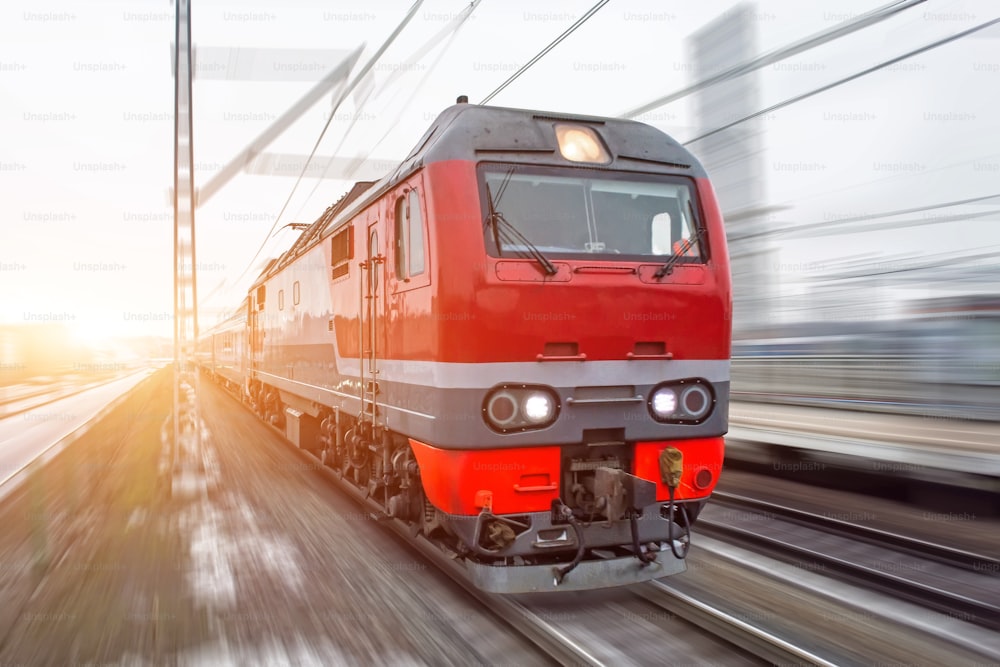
352 359 730 389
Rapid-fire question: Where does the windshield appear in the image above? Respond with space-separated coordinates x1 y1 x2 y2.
480 165 704 262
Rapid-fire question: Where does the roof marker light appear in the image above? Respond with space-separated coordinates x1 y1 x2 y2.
555 124 610 164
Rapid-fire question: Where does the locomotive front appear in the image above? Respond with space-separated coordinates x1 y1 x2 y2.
403 104 732 592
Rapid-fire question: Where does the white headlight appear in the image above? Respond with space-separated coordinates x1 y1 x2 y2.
484 385 560 432
651 388 677 417
522 393 554 423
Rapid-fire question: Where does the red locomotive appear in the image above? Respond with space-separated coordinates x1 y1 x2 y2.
203 101 732 593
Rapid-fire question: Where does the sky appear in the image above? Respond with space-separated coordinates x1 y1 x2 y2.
0 0 998 342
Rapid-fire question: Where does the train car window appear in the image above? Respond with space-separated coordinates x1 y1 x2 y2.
367 228 380 296
251 312 262 353
293 281 300 305
408 189 425 276
394 196 408 277
278 289 284 311
330 225 353 280
650 213 673 255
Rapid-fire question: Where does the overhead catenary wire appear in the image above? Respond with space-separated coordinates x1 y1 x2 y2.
342 9 477 177
683 16 1000 145
619 0 926 119
291 0 483 220
683 16 1000 243
479 0 609 105
732 193 1000 242
816 246 1000 281
225 1 426 298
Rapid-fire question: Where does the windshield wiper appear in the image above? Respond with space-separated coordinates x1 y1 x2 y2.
484 170 557 276
491 212 558 276
654 201 704 279
485 181 504 258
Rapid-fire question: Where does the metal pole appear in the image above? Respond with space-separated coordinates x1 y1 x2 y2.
173 0 200 474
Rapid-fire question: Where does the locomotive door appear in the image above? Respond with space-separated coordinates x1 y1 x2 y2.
249 286 264 373
361 217 385 424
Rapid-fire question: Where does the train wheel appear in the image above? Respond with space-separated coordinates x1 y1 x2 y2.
420 489 446 538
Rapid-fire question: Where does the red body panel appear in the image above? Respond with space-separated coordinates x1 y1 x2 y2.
321 161 732 369
409 438 561 515
411 436 724 516
417 162 731 363
633 437 725 501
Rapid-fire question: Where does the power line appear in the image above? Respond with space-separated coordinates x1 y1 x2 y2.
343 6 480 178
621 0 926 119
684 16 1000 145
479 0 609 105
791 192 1000 230
731 192 1000 242
790 206 1000 239
769 150 1000 214
819 248 1000 281
292 0 482 220
223 1 426 298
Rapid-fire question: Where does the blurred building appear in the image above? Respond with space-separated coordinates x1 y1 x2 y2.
688 2 778 337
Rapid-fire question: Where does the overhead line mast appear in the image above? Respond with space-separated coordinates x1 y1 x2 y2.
172 0 201 479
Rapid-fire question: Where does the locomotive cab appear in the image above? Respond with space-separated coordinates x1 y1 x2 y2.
396 105 732 592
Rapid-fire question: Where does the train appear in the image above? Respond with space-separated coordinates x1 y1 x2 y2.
200 100 732 593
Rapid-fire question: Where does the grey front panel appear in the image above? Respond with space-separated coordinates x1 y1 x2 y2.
258 361 729 449
382 380 730 449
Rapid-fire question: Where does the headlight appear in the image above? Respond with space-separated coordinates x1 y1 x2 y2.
650 387 678 418
522 392 554 423
647 379 715 424
483 385 560 433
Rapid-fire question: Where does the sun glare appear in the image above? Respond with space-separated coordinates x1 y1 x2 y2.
69 318 132 351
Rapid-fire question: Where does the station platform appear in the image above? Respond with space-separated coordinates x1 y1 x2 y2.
726 401 1000 487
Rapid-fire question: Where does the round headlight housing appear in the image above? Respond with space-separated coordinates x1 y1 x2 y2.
486 390 519 427
483 385 560 433
647 379 715 424
680 384 712 420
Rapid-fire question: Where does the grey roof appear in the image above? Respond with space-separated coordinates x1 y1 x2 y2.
253 103 704 286
401 103 706 176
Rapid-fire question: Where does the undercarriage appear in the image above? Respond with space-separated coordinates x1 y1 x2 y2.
242 377 703 591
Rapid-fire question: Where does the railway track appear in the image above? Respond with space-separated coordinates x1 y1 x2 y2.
203 376 1000 665
249 403 833 665
196 378 596 663
303 446 835 666
0 370 158 498
285 434 607 665
713 491 1000 572
0 374 134 421
630 580 836 667
699 492 1000 632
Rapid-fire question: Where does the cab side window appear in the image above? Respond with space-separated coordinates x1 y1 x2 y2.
394 188 426 279
408 190 425 276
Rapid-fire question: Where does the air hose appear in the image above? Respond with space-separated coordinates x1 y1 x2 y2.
661 447 690 559
553 503 586 585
